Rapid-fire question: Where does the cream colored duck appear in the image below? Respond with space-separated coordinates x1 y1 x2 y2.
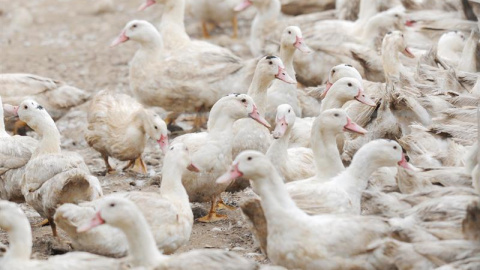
85 90 168 175
217 151 396 270
54 143 196 257
186 0 241 38
0 200 120 270
0 73 90 134
266 104 315 182
381 30 416 81
0 97 36 202
13 99 103 236
232 56 295 162
266 26 311 123
78 197 263 270
112 18 255 128
289 77 375 148
287 139 410 215
172 93 269 222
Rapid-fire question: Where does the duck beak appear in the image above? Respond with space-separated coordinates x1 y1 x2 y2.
294 36 312 53
355 89 376 107
405 20 416 27
398 153 412 169
234 0 252 11
187 163 200 172
402 47 415 58
77 211 105 233
110 30 129 47
272 116 288 139
157 134 169 153
343 117 367 134
216 163 243 184
249 104 271 128
320 81 332 99
275 66 296 84
138 0 156 11
3 104 19 117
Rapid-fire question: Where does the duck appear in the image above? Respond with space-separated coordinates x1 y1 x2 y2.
186 0 241 38
437 31 466 68
216 150 396 270
266 104 315 182
286 139 410 216
171 93 270 222
54 143 197 257
77 196 265 270
112 18 256 129
0 73 90 135
13 99 103 236
85 90 168 175
0 200 121 270
0 97 36 202
265 26 312 123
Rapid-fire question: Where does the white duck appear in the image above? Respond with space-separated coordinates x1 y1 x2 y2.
381 30 416 81
13 99 103 236
287 139 410 215
437 31 466 68
0 200 120 270
85 90 168 175
216 151 396 270
0 97 36 202
54 143 196 257
77 197 263 270
266 25 312 123
232 56 295 160
186 0 241 38
266 104 315 182
0 73 90 134
172 93 270 222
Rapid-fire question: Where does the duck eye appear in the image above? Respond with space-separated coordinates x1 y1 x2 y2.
288 109 291 113
387 31 392 35
348 83 352 87
394 14 399 18
154 126 158 130
132 24 137 28
334 113 339 117
331 69 336 74
110 203 115 207
269 61 273 65
241 98 246 103
24 105 28 109
247 157 252 161
393 146 397 150
170 146 174 150
288 31 291 34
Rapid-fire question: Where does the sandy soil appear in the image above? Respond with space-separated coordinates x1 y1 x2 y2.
0 0 271 264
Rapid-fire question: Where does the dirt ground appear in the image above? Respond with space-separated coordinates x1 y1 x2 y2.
0 0 271 264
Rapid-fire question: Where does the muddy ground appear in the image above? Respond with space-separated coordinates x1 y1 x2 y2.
0 0 272 264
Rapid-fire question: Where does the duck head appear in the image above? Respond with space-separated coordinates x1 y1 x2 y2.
281 26 311 53
322 64 363 98
111 20 161 47
272 104 296 139
165 143 199 172
323 77 376 107
382 31 415 59
354 139 412 170
256 56 296 84
210 94 271 128
144 111 169 153
217 150 272 184
317 108 367 135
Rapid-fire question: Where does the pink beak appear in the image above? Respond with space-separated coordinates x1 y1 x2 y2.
216 163 243 184
3 104 19 116
320 81 333 99
77 211 105 233
234 0 252 11
405 20 416 27
187 163 200 172
275 66 296 84
398 153 411 170
343 117 367 134
355 89 376 107
138 0 156 11
110 30 129 47
249 104 271 128
402 47 415 58
294 36 311 53
157 134 169 153
272 116 288 139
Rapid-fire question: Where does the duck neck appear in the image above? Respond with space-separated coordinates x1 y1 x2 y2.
251 165 304 220
32 116 61 158
266 128 291 177
159 161 189 203
248 74 274 117
280 45 296 77
121 213 165 267
207 109 237 136
358 0 377 22
382 43 401 79
137 31 164 52
311 125 344 180
343 152 378 193
160 0 190 50
320 90 346 112
5 216 32 261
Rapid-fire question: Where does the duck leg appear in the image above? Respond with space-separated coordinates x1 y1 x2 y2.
34 218 50 227
122 160 135 171
202 21 211 39
49 217 58 237
103 154 115 175
216 198 236 210
198 197 228 223
131 157 148 174
231 16 238 39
